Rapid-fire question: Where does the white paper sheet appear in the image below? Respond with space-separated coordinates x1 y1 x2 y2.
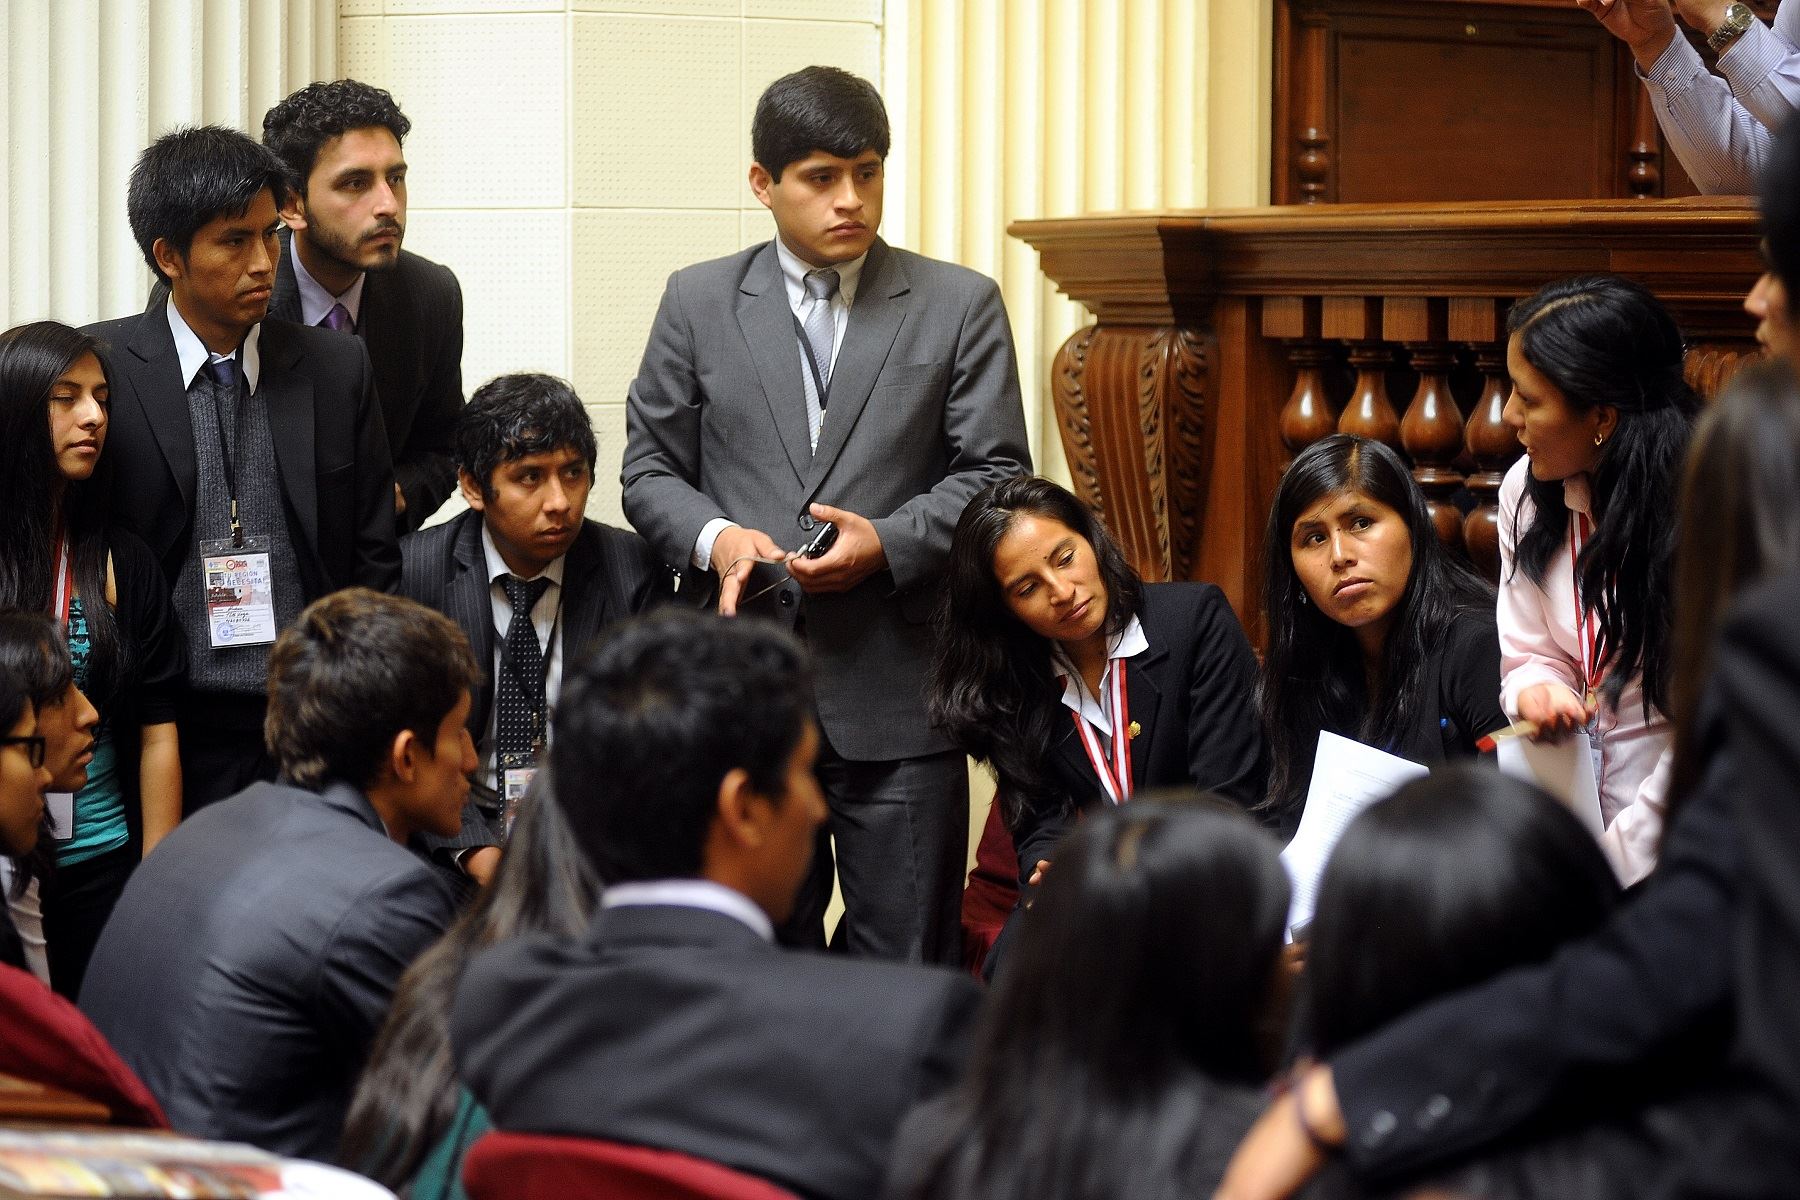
1281 732 1430 940
1495 731 1605 839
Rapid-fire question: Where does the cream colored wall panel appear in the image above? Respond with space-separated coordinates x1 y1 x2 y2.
571 15 741 210
743 19 880 167
338 17 385 79
575 0 739 15
384 0 561 13
741 208 776 250
338 0 382 17
404 208 570 400
582 402 632 529
376 15 565 208
746 0 882 22
9 2 53 322
49 2 103 322
569 209 740 417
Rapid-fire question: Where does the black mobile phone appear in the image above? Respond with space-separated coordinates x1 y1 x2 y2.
799 521 839 559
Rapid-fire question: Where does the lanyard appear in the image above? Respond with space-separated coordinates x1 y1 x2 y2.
1072 664 1134 806
789 311 831 411
205 355 249 548
50 535 73 626
1571 511 1604 704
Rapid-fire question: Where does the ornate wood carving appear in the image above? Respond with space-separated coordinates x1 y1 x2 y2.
1339 342 1401 448
1400 343 1466 550
1051 325 1103 513
1462 344 1519 581
1684 341 1763 400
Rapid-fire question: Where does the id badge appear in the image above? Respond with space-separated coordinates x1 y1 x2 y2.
200 536 278 649
46 792 74 842
499 751 538 839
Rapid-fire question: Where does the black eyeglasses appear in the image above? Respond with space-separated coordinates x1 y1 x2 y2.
0 736 45 769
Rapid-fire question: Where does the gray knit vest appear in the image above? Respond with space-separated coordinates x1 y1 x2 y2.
175 366 307 695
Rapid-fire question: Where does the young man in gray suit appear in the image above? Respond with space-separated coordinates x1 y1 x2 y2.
81 590 475 1161
621 66 1032 964
452 610 979 1200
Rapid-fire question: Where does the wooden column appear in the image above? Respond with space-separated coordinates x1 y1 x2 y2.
1265 296 1336 458
1387 297 1465 551
1325 297 1400 448
1450 298 1519 580
1294 14 1332 203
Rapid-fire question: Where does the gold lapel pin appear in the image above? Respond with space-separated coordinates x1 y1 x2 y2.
1128 721 1141 740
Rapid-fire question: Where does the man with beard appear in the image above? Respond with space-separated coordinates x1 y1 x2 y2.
261 79 465 533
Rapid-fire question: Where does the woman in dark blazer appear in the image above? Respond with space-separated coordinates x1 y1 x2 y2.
929 476 1266 922
1258 435 1505 836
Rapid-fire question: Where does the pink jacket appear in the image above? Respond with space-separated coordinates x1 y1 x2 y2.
1497 458 1672 885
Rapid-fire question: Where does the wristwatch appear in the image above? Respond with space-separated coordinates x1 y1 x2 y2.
1708 2 1757 54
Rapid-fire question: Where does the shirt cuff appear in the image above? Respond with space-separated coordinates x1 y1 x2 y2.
1717 18 1789 95
693 518 737 571
1641 28 1707 90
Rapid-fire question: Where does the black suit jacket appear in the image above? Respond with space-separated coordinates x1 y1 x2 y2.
398 509 673 742
1013 582 1268 880
84 305 400 599
268 231 463 532
79 781 457 1160
452 903 981 1200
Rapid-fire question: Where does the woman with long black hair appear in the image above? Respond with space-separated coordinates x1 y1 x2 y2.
0 321 185 997
929 476 1265 911
1259 435 1504 833
1498 275 1700 883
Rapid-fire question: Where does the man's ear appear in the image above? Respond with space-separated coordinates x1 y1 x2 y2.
386 727 421 786
748 162 775 211
714 766 765 851
458 469 488 513
151 238 186 284
278 189 308 231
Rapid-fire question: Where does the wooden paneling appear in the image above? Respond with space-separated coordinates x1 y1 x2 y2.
1274 0 1712 204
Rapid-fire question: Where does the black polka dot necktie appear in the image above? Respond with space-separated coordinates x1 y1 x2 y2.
496 575 553 758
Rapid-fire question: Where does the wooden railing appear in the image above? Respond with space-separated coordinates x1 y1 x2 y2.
1009 198 1763 639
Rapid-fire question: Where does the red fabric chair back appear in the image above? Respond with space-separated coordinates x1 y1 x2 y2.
463 1131 802 1200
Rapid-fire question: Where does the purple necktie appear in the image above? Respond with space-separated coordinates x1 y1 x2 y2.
320 303 352 334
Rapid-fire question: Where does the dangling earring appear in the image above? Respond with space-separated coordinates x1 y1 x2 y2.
1299 591 1308 606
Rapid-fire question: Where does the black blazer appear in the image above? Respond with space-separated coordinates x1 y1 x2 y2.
80 780 457 1160
268 232 463 532
398 509 673 741
1327 681 1737 1184
452 903 981 1200
84 306 400 600
1013 582 1268 880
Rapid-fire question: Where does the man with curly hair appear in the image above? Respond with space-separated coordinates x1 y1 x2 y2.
262 78 465 533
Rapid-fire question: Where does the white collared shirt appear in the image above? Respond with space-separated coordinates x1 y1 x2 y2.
289 235 368 329
166 299 262 394
1050 614 1150 748
479 522 566 787
600 879 774 942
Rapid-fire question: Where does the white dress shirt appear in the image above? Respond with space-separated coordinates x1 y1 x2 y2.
1050 614 1151 751
166 300 262 394
600 879 774 942
478 522 566 788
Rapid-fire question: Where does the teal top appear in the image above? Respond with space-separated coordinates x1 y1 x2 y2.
59 596 129 866
408 1088 490 1200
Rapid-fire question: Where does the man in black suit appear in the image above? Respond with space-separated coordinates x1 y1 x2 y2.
81 589 475 1160
87 126 399 809
451 610 980 1200
262 79 464 533
400 373 670 867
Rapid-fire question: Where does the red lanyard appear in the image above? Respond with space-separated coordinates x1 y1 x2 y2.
1571 512 1603 703
50 535 73 626
1072 665 1133 806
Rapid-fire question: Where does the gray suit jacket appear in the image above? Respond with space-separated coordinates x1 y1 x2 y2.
621 238 1030 760
79 780 457 1160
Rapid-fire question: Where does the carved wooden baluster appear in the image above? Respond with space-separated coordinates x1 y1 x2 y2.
1264 296 1336 459
1385 298 1464 550
1295 14 1332 203
1449 300 1520 581
1323 297 1399 448
1627 85 1662 199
